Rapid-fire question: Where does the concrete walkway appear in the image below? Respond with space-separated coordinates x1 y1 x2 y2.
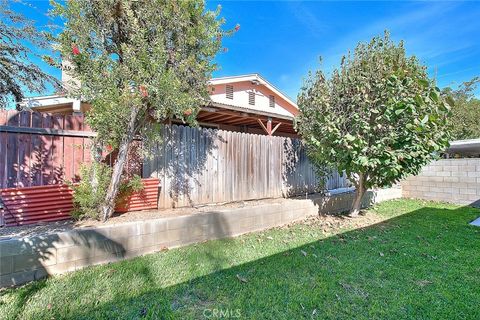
470 217 480 226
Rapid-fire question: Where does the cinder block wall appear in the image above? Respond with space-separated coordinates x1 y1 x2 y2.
402 158 480 206
0 188 400 288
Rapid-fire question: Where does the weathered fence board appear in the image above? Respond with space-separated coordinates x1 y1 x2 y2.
144 125 348 209
0 110 95 188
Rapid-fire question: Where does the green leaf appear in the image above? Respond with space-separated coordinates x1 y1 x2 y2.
418 79 429 87
344 134 355 142
445 96 455 107
358 156 369 166
414 95 424 106
421 115 429 124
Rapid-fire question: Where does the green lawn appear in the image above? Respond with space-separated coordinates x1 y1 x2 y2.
1 199 479 319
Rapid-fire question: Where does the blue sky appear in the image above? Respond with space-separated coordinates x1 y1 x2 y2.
14 1 480 101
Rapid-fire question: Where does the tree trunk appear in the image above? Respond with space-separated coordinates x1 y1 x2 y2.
90 143 103 194
349 173 366 217
100 106 140 221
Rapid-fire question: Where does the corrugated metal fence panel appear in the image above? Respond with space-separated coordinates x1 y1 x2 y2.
145 125 349 209
0 178 160 226
0 184 74 226
115 178 159 213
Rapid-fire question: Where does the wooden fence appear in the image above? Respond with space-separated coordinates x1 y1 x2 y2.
1 110 348 208
143 125 348 209
0 110 95 188
0 110 143 189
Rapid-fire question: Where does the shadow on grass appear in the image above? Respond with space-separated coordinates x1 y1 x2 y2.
0 280 47 318
50 204 480 320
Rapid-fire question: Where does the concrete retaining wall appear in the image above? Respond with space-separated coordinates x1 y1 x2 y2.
402 158 480 206
0 188 400 288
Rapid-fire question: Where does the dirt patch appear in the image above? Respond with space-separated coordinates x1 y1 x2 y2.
277 209 385 237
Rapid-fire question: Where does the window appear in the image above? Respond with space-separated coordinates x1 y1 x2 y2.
248 91 255 105
269 95 275 108
226 85 233 99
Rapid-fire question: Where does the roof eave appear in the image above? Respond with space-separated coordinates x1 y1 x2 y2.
206 101 294 121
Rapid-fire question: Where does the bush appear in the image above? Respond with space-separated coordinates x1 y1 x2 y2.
70 163 112 220
70 163 145 220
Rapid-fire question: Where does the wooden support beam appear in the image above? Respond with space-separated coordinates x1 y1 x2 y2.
266 118 272 135
271 122 281 135
0 125 96 138
197 113 226 122
221 115 243 123
203 107 293 125
226 117 258 126
256 119 269 135
256 118 275 135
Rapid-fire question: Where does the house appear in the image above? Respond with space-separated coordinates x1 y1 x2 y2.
21 74 299 137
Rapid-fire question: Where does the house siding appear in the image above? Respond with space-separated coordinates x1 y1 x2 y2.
209 81 297 118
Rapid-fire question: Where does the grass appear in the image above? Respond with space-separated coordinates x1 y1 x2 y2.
1 199 479 319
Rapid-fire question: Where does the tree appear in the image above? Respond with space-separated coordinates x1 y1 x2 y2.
51 0 233 220
443 77 480 140
0 0 59 108
296 32 452 216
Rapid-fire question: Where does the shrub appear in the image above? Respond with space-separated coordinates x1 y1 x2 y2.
70 163 145 220
70 162 112 220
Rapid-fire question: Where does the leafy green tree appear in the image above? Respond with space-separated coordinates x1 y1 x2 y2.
0 0 59 108
296 32 452 216
51 0 232 220
443 77 480 140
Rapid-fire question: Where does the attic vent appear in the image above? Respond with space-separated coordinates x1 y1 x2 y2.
226 85 233 99
248 91 255 106
269 95 275 108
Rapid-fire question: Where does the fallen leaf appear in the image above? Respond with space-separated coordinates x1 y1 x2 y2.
416 280 433 287
301 250 307 257
236 274 248 283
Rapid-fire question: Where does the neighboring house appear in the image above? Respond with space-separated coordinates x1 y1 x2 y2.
21 74 299 137
445 139 480 157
